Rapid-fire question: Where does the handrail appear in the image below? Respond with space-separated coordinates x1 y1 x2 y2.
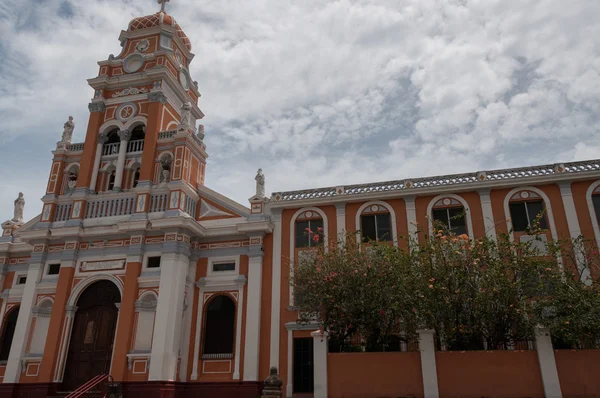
65 374 111 398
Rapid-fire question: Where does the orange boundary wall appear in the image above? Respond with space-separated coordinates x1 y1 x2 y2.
436 351 544 398
328 352 423 398
555 349 600 397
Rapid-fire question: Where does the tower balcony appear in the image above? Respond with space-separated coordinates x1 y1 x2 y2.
101 139 145 156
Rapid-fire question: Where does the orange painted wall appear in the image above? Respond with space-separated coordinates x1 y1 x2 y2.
436 351 544 398
328 352 423 398
555 349 600 397
572 180 597 242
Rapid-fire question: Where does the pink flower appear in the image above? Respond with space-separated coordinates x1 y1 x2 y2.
363 273 367 277
316 267 321 272
354 269 359 274
312 234 320 243
428 284 434 289
305 227 311 232
317 227 323 232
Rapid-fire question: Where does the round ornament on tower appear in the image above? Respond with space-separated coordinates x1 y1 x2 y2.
116 102 137 122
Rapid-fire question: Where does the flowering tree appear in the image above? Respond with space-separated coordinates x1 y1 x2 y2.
292 223 600 351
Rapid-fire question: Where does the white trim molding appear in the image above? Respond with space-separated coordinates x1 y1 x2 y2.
585 180 600 249
426 193 475 241
503 187 559 243
478 189 497 241
559 182 590 282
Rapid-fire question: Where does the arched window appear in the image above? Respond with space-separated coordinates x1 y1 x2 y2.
591 186 600 226
203 295 236 358
294 211 323 248
130 125 145 141
509 191 548 232
0 306 20 360
360 204 391 242
432 198 467 236
106 129 120 144
132 168 141 188
107 170 116 191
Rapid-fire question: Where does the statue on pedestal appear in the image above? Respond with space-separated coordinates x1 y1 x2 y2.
180 102 193 129
61 116 75 144
12 192 24 223
255 169 265 198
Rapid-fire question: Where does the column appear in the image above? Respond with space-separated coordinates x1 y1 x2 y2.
243 252 263 381
54 305 78 382
311 330 328 398
89 132 109 191
558 182 590 282
113 129 131 191
148 250 190 381
478 189 497 241
3 262 43 382
535 327 562 398
38 259 76 382
335 203 346 245
77 102 106 188
417 329 440 398
178 261 197 382
269 210 283 368
110 254 142 381
405 196 418 250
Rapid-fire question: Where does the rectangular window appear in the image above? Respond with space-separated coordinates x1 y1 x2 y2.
509 200 548 232
48 263 61 275
213 262 236 272
147 256 161 269
594 195 600 225
433 207 466 236
361 214 392 242
295 219 324 248
17 276 27 285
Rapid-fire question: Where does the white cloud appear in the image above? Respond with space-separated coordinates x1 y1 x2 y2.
0 0 599 223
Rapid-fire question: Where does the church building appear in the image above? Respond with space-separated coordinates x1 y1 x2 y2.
1 2 600 398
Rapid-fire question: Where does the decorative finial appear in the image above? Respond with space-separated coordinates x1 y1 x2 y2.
158 0 170 13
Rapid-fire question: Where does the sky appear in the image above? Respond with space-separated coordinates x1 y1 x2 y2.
0 0 599 223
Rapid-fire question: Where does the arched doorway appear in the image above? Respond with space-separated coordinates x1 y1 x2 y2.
62 280 121 391
0 306 20 360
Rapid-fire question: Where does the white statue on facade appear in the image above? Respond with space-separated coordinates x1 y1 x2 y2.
197 124 205 141
255 169 265 197
180 102 193 129
160 168 170 184
61 116 75 144
12 192 25 223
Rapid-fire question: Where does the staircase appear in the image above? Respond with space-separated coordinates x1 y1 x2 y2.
49 374 119 398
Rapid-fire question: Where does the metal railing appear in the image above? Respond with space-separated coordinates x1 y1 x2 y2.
65 374 111 398
55 203 72 222
85 196 136 219
149 193 169 213
272 159 600 202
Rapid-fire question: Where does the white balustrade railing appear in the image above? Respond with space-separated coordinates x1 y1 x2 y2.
272 159 600 202
127 139 144 153
149 193 169 213
85 196 135 219
158 130 176 140
102 142 120 156
55 204 72 222
67 142 84 152
185 197 197 218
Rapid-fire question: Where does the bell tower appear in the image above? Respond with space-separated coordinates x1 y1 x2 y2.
41 0 208 223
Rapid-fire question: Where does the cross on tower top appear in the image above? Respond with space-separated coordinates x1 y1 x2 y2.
158 0 170 13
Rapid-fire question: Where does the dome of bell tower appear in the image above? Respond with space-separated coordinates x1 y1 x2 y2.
127 11 191 51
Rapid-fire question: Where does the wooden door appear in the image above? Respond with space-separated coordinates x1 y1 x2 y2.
293 337 314 393
62 281 120 392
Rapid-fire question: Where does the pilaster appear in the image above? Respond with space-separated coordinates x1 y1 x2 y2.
269 209 283 369
558 182 590 282
77 105 106 189
139 92 165 182
311 330 328 398
243 244 264 381
417 329 440 398
38 259 76 382
404 196 418 249
335 202 346 245
3 261 43 382
478 188 497 241
148 248 190 381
